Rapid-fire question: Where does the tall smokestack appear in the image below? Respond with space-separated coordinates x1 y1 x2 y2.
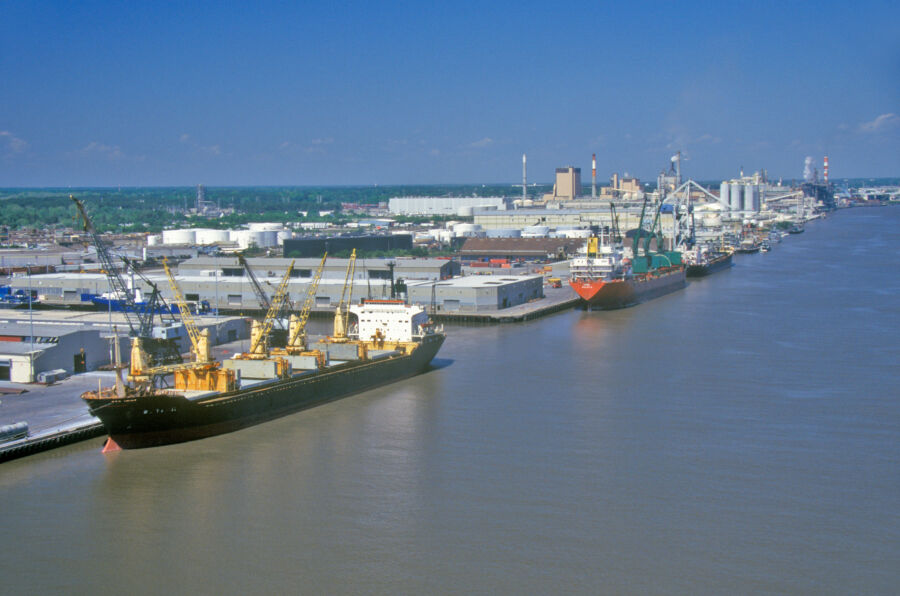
591 153 597 199
522 154 527 202
823 155 829 183
675 151 682 185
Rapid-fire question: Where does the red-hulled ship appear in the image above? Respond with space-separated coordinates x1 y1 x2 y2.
568 223 685 310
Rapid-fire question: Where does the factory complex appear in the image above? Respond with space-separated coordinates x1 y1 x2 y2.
0 154 889 389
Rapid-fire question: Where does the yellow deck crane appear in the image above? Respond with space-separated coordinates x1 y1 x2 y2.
284 253 327 352
161 258 210 364
130 259 236 392
332 249 357 340
268 253 328 369
245 259 295 358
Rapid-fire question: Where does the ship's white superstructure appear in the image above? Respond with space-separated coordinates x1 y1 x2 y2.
350 300 438 343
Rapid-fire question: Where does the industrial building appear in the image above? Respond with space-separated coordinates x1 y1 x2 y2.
473 206 650 232
0 311 249 383
177 256 458 282
388 196 509 216
0 323 128 383
8 257 459 311
283 234 412 258
719 180 762 213
0 248 86 274
458 238 586 261
543 167 582 201
406 275 544 312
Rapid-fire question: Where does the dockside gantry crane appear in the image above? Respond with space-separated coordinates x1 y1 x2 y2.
71 195 181 367
237 253 295 345
246 260 295 357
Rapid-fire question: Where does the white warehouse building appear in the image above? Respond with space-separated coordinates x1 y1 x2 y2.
389 196 509 216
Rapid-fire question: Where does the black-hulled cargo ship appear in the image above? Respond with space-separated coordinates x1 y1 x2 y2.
83 300 444 449
684 246 734 277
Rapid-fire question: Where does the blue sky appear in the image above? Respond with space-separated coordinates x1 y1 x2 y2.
1 1 898 187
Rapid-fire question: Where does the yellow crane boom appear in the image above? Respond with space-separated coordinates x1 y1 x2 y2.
287 253 327 350
249 259 295 355
162 258 207 363
333 249 357 338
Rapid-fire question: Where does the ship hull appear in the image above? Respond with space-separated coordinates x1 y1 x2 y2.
569 268 686 310
84 334 444 449
685 252 733 277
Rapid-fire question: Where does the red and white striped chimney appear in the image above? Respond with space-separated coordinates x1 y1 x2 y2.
824 155 829 183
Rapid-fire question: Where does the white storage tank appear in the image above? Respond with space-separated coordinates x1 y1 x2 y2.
248 222 284 232
162 229 196 245
277 230 293 245
258 230 279 247
744 185 760 212
485 228 522 238
230 230 274 249
558 228 592 239
719 182 730 208
457 206 475 217
147 234 161 246
521 225 550 238
229 230 248 248
452 223 482 237
435 230 454 243
729 184 743 212
195 229 230 245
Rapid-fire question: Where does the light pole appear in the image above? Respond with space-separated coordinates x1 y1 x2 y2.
214 265 219 321
27 266 34 382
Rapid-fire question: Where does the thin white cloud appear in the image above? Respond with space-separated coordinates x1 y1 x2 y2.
76 141 125 160
0 130 27 155
665 132 720 151
469 137 493 148
858 113 900 133
303 137 335 154
70 141 145 162
179 133 222 156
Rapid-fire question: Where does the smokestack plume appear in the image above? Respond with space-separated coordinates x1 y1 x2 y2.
591 153 597 199
803 156 815 182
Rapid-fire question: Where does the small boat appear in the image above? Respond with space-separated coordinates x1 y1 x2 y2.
735 238 761 254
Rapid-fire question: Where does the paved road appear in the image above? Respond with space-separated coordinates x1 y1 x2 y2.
0 372 115 436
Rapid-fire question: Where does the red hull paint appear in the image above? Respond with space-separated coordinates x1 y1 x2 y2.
569 268 686 309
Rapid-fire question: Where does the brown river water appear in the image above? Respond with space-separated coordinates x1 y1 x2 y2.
1 207 898 594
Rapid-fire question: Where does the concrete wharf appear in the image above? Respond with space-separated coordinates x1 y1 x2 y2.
428 286 580 323
0 372 112 463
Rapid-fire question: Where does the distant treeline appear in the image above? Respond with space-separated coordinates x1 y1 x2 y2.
0 185 532 232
